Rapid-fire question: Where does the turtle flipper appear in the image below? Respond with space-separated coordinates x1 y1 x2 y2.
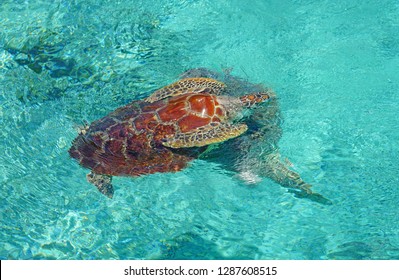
86 171 114 198
145 78 226 103
262 152 313 193
262 153 332 205
163 123 248 148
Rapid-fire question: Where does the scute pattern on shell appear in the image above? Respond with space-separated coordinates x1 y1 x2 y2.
69 91 229 177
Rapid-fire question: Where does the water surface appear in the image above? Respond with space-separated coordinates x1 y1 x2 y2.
1 0 398 259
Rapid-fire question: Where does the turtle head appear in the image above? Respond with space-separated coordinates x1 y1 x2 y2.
239 92 270 108
216 92 271 121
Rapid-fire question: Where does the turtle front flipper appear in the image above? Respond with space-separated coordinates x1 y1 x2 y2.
86 171 114 198
145 78 226 103
263 153 332 205
163 123 248 148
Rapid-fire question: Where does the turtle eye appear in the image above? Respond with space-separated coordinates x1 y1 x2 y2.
257 92 270 101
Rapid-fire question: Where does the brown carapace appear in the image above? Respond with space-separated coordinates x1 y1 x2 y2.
69 77 270 197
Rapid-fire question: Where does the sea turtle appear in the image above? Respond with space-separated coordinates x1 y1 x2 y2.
69 68 328 203
69 75 270 198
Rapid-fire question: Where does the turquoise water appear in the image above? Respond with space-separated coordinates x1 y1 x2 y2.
1 0 399 259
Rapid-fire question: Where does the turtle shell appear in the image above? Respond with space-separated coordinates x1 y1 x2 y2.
68 92 226 177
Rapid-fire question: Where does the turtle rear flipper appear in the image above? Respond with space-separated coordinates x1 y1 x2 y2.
86 171 114 198
145 78 226 103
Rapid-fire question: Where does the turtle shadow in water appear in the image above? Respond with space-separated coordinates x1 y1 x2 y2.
180 68 332 205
